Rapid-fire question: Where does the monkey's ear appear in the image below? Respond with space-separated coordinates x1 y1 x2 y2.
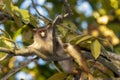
47 23 53 30
32 28 37 33
47 25 52 30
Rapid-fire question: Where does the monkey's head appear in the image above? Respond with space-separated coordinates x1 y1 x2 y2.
32 25 53 46
31 25 53 54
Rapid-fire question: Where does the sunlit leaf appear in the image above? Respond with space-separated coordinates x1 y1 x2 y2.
0 4 5 9
48 73 67 80
3 39 14 48
29 15 38 28
0 29 16 48
0 39 8 48
0 36 15 48
14 9 30 24
57 25 68 37
63 20 77 31
75 35 93 45
3 0 31 25
91 40 101 59
57 20 77 38
0 29 12 39
3 0 13 12
0 53 11 66
66 75 74 80
69 35 93 45
13 25 27 40
69 34 85 42
0 52 7 61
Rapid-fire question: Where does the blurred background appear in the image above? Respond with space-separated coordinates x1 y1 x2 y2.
0 0 120 80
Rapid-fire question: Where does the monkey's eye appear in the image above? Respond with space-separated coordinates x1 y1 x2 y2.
39 30 47 38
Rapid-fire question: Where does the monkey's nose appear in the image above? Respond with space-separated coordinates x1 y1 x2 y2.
40 31 47 38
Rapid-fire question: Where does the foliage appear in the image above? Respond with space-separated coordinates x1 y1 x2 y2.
0 0 120 80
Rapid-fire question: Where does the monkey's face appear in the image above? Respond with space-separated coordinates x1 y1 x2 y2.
38 29 47 38
37 28 52 40
33 27 48 39
33 26 53 42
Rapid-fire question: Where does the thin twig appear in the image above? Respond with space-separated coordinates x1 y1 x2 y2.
31 0 52 22
1 57 38 80
51 61 62 72
62 0 73 16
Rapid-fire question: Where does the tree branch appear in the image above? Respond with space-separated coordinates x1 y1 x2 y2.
108 52 120 61
1 57 38 80
81 50 120 77
0 47 71 61
0 45 120 77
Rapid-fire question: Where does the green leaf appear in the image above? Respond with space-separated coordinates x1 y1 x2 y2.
57 25 68 37
13 25 27 40
0 28 12 39
3 0 31 24
63 20 77 32
0 39 9 48
3 0 13 12
0 52 7 59
75 35 93 45
91 40 101 59
29 15 38 27
0 36 15 48
22 27 33 44
0 4 5 9
48 73 67 80
14 9 30 24
69 34 85 42
57 20 77 38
